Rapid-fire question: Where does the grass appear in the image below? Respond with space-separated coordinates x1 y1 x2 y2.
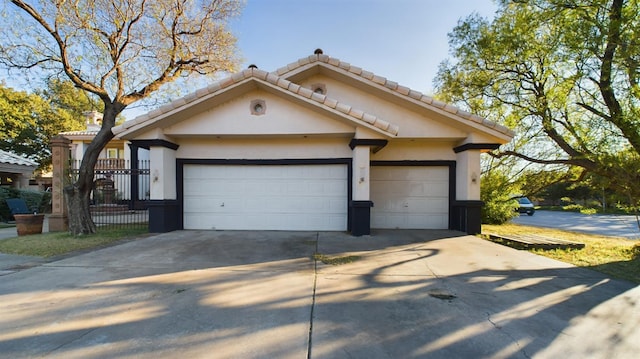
483 223 640 283
313 253 362 265
0 225 149 258
0 223 15 229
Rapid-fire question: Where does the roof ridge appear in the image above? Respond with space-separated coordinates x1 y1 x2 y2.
272 53 515 138
114 67 399 136
0 149 38 166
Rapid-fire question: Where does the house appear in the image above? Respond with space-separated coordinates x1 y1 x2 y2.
60 111 150 206
61 111 132 169
0 149 37 188
112 50 514 235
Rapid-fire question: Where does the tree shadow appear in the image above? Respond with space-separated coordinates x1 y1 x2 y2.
0 229 637 358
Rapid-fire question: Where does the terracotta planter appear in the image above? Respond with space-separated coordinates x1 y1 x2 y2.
14 214 45 236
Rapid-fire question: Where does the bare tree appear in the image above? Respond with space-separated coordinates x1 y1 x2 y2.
0 0 241 234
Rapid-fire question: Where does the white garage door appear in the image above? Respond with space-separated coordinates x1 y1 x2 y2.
183 164 348 231
370 166 449 229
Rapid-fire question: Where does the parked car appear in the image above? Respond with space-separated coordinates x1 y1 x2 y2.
515 197 535 216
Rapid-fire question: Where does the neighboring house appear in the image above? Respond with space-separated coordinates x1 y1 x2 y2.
60 111 131 169
60 111 150 204
0 149 37 188
113 50 514 235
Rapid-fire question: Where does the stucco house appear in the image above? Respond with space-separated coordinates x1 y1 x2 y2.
113 50 514 235
0 149 37 188
61 111 132 169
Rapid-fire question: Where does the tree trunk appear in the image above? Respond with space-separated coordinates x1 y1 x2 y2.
65 104 119 235
65 184 96 235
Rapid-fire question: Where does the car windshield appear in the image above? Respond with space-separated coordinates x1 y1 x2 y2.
518 197 532 204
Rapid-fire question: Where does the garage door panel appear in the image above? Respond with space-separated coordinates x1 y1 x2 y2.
371 166 449 229
183 164 348 231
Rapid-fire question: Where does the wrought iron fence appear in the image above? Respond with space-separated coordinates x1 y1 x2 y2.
70 160 150 229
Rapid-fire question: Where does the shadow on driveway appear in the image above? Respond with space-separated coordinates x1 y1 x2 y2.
0 230 637 358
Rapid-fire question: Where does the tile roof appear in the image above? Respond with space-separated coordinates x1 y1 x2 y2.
114 67 400 137
0 149 37 167
273 53 515 138
59 130 100 137
113 51 514 139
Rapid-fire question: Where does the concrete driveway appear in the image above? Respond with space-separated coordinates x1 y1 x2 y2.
0 230 638 358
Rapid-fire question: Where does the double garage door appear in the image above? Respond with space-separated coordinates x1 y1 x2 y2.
183 164 449 231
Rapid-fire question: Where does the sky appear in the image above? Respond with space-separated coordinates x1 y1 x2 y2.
230 0 497 94
0 0 499 121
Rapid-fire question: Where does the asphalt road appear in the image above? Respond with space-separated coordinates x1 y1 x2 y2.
511 210 640 239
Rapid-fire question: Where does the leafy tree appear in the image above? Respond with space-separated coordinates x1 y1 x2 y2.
0 0 241 235
436 0 640 204
37 79 102 122
0 84 84 169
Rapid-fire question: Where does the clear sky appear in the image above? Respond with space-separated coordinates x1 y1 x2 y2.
0 0 498 121
231 0 497 94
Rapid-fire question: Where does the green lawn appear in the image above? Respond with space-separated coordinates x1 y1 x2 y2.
0 225 149 258
482 223 640 284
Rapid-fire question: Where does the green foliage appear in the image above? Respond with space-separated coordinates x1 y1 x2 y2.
0 187 50 221
0 187 20 221
480 170 519 224
562 204 584 212
436 0 640 209
0 84 86 169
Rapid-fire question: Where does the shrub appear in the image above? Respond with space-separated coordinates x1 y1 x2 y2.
563 204 583 212
0 188 50 221
481 171 519 225
0 187 20 221
580 208 598 215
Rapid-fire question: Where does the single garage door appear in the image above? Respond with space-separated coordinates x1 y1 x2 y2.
183 164 348 231
370 166 449 229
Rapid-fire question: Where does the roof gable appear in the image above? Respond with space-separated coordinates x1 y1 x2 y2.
273 52 514 141
114 68 399 139
113 51 514 143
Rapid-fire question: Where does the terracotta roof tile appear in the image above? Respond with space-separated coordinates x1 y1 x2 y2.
335 103 351 114
116 52 516 139
0 149 37 167
298 86 314 99
384 80 398 91
59 130 100 137
348 108 365 120
273 52 515 138
323 97 338 109
362 113 377 125
114 62 401 137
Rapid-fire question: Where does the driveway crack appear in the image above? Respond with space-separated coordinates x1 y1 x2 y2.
486 312 531 359
307 232 319 359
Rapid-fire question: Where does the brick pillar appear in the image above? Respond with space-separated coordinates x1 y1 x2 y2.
49 136 71 232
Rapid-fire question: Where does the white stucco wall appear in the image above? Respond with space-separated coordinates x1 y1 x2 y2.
164 90 355 137
150 146 176 200
176 137 353 159
371 141 456 161
299 75 469 139
455 150 481 201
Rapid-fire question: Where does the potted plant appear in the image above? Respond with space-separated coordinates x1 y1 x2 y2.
5 198 45 236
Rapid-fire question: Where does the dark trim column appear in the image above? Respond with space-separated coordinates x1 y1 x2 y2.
350 200 373 236
128 143 139 210
148 200 180 232
451 200 484 234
